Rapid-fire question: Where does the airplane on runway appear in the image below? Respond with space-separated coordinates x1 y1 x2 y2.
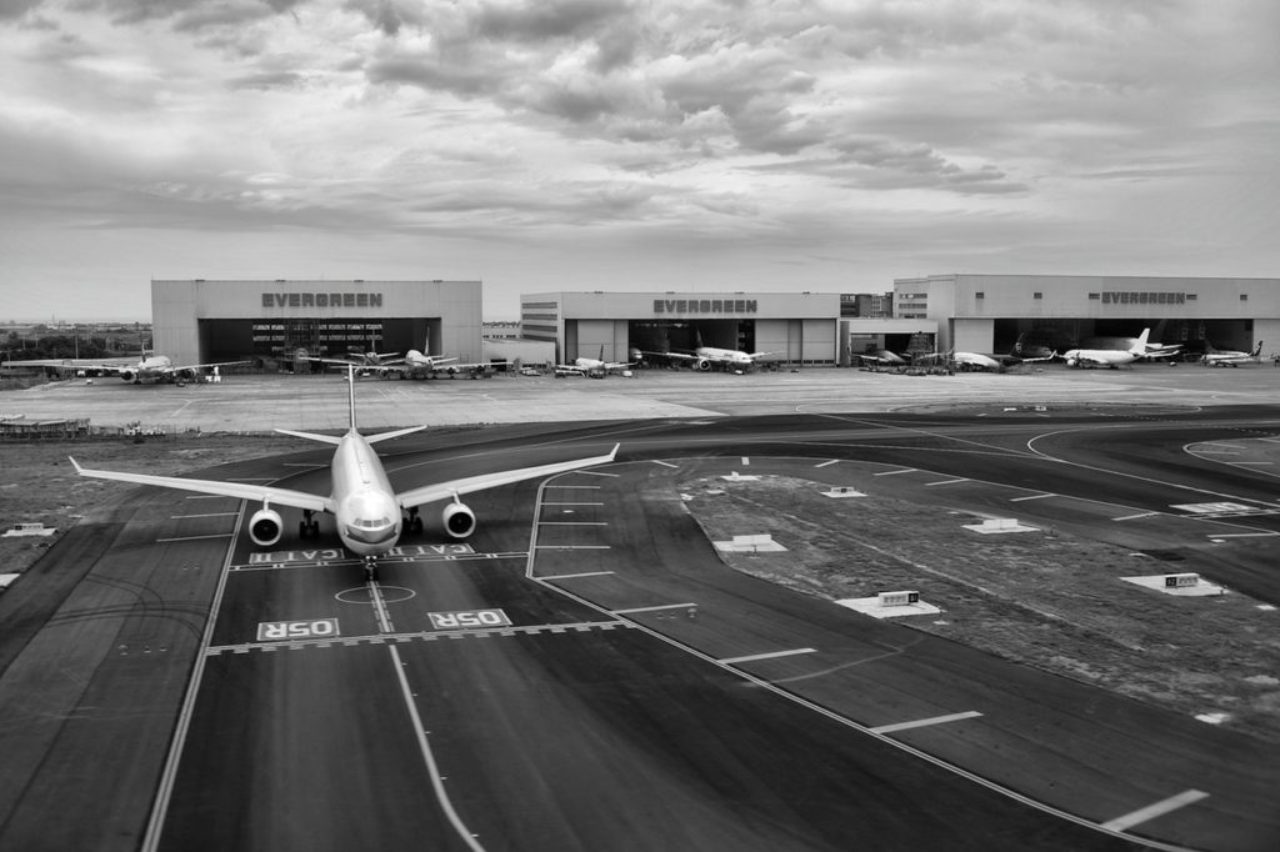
554 346 636 377
1060 329 1153 369
1201 341 1263 367
70 366 618 579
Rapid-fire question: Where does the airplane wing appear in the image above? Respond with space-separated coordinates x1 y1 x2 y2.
645 350 697 362
69 457 333 513
394 444 619 510
166 359 254 374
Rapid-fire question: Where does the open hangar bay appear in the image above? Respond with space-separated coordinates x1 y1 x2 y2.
0 369 1278 851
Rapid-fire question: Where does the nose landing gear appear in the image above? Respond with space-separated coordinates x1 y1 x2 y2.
363 555 379 582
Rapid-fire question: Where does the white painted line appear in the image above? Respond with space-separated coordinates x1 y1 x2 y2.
155 533 234 543
613 602 699 615
870 711 983 735
875 468 917 476
650 459 678 469
539 571 616 580
814 459 840 468
1229 461 1274 466
542 501 605 506
544 484 601 489
1211 531 1280 539
535 545 611 550
925 478 969 487
1010 493 1055 502
719 648 817 665
1101 789 1209 833
170 512 240 520
1113 512 1158 522
536 521 608 526
578 470 618 478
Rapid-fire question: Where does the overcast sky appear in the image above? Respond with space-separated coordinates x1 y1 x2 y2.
1 0 1276 322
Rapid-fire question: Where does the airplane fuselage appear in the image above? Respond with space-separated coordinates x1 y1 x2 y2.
330 432 403 557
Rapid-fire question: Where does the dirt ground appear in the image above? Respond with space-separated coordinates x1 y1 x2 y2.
678 473 1280 744
0 435 284 576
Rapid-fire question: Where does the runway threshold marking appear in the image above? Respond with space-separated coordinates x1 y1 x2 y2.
869 711 983 735
1100 789 1209 833
718 648 817 665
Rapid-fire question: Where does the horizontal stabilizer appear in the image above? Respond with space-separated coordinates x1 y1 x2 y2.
366 425 428 444
275 428 343 445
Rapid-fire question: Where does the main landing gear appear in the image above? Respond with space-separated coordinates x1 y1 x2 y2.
405 507 424 534
299 509 320 539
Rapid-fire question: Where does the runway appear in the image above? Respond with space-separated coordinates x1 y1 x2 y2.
1 408 1278 850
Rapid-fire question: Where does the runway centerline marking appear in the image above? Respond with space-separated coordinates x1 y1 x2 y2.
1101 789 1209 833
718 648 817 665
870 711 983 735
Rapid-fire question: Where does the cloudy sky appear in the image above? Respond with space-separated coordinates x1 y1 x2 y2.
1 0 1276 321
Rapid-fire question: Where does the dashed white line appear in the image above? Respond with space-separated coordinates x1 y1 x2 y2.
1101 789 1209 833
718 648 817 665
870 711 983 735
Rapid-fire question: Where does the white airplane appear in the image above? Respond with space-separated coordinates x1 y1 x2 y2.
1202 341 1263 367
555 346 635 377
649 345 775 372
36 352 250 384
1060 329 1152 369
1083 334 1181 359
852 349 907 368
70 366 618 579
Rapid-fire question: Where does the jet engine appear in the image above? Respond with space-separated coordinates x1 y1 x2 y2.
249 507 284 547
119 370 136 383
441 501 477 539
1064 356 1079 368
695 358 712 371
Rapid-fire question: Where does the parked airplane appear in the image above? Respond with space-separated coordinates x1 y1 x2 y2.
70 367 618 579
1202 341 1263 367
1083 334 1181 359
853 349 907 367
19 352 250 383
645 344 774 372
555 346 635 377
1060 329 1152 369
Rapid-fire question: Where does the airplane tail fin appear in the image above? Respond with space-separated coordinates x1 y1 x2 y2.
347 365 357 432
1131 328 1151 355
1253 341 1264 356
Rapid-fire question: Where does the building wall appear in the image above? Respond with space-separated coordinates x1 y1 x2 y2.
896 274 1280 353
154 279 483 366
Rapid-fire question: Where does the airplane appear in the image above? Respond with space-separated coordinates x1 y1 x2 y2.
644 345 774 372
12 352 251 384
1060 328 1152 369
1201 340 1264 367
70 366 618 579
852 349 908 368
554 345 635 378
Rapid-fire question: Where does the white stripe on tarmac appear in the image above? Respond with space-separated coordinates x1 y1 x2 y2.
614 602 698 614
1010 493 1055 502
870 711 983 735
875 468 917 476
814 459 840 468
156 533 234 543
170 512 240 520
718 648 817 665
1113 512 1158 521
1101 789 1209 833
539 571 616 580
925 478 969 487
650 460 679 468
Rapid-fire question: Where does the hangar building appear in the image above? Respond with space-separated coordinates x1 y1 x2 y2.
521 291 842 367
152 279 484 368
897 274 1280 358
